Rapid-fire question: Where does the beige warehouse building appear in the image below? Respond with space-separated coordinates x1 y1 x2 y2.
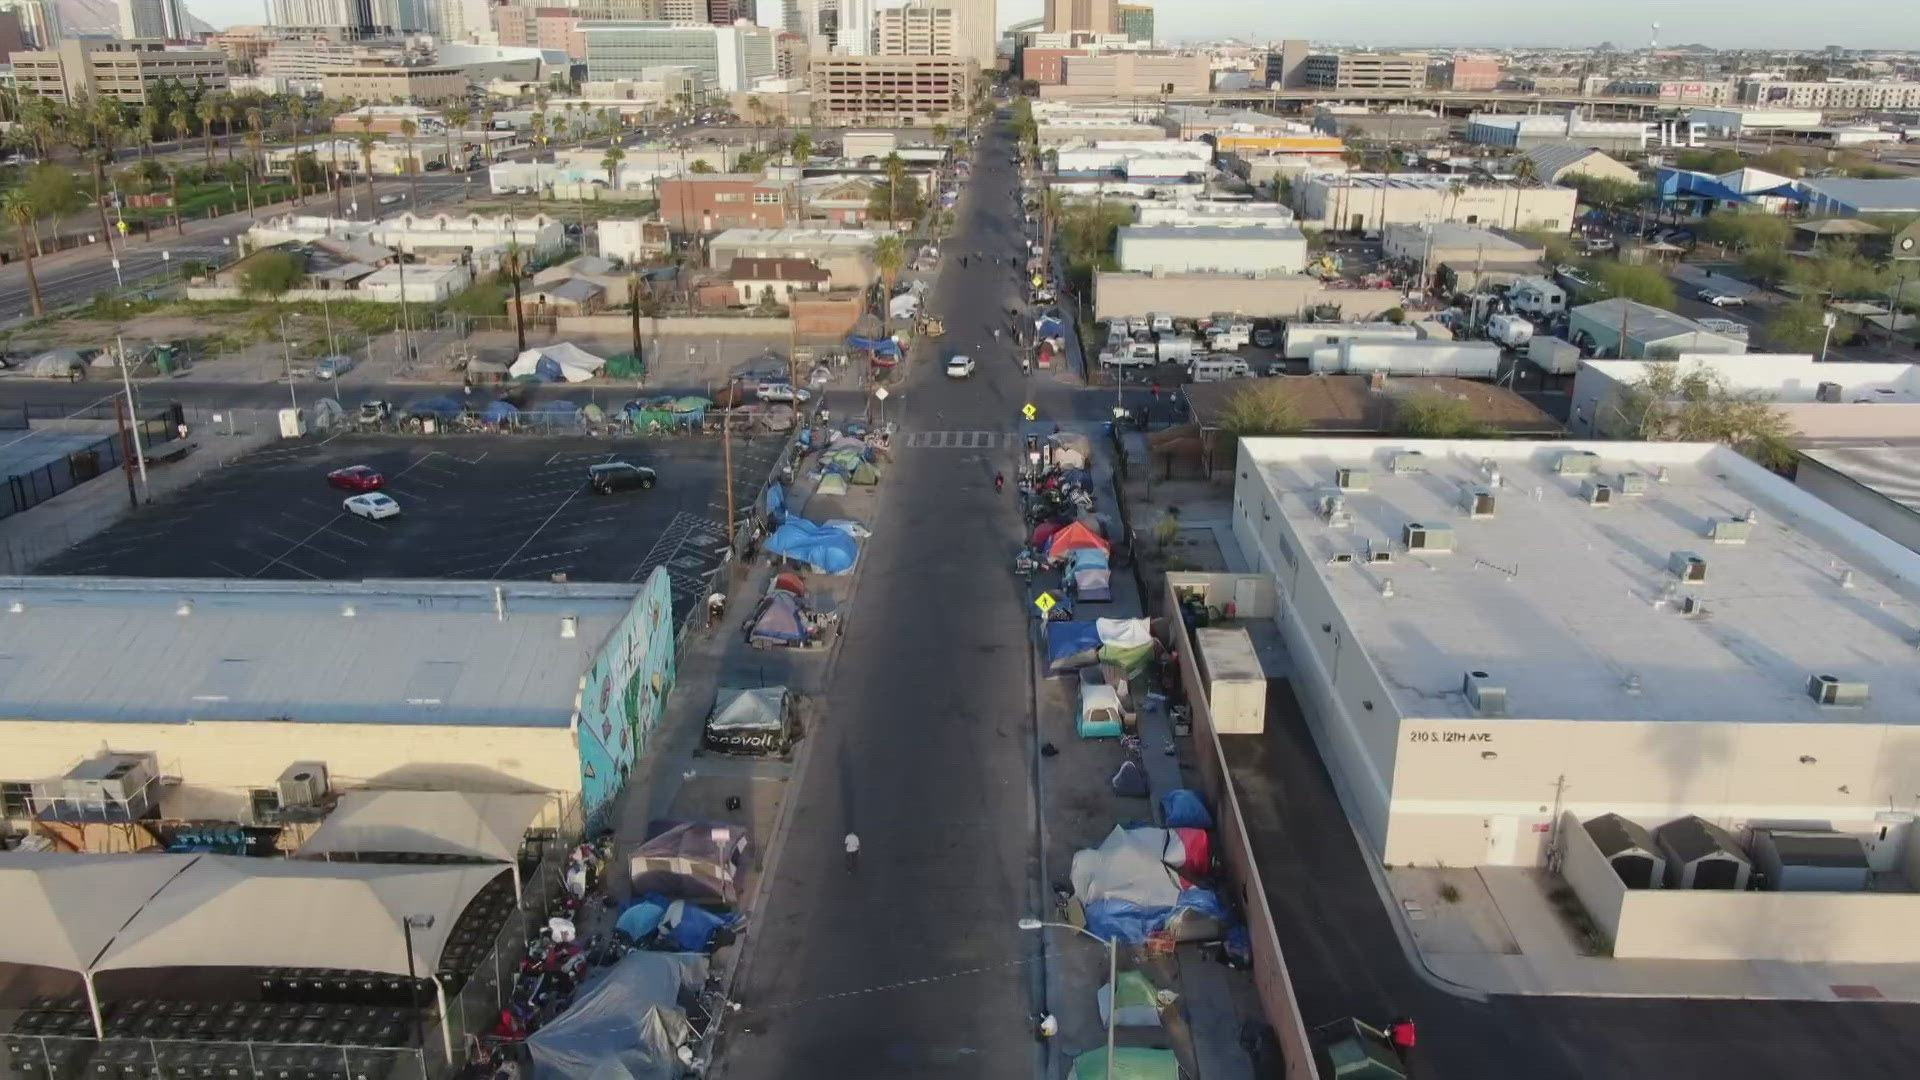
1233 437 1920 880
1294 174 1577 233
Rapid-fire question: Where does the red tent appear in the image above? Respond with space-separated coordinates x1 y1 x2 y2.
1031 520 1064 549
771 572 808 597
1047 521 1110 561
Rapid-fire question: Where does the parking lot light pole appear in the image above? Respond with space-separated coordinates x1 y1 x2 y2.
1019 917 1115 1078
401 913 451 1065
279 315 299 412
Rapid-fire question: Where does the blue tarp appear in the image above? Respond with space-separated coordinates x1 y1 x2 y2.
748 591 807 644
406 396 463 418
848 335 903 358
1083 888 1231 945
533 355 564 382
765 482 786 520
1160 789 1213 830
1067 547 1110 572
1047 621 1104 670
482 399 520 424
1037 315 1066 337
614 899 668 942
766 519 860 574
660 901 733 952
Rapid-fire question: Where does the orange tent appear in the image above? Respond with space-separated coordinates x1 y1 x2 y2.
1047 521 1110 561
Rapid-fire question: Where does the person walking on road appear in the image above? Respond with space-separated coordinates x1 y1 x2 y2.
994 472 1005 494
844 832 860 872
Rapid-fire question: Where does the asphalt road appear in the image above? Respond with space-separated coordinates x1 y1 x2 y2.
714 122 1046 1079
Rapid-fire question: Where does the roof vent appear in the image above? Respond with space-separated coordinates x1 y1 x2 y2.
1708 517 1753 545
1807 674 1870 708
1462 670 1507 716
1669 550 1707 582
1815 381 1843 403
1388 450 1426 474
1335 466 1371 491
341 604 357 617
176 600 193 617
1580 479 1613 506
1318 493 1352 528
7 600 21 614
1403 522 1455 551
1678 595 1707 617
1615 471 1649 495
1459 485 1495 518
1554 450 1600 476
1655 465 1670 482
561 615 579 639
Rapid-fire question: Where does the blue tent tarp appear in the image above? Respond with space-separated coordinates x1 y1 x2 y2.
1047 621 1103 670
766 520 860 574
747 591 807 644
1160 789 1213 830
406 396 463 418
848 335 903 358
482 399 519 424
765 482 786 520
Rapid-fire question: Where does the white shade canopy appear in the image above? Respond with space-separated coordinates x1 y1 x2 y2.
0 852 200 973
295 790 551 865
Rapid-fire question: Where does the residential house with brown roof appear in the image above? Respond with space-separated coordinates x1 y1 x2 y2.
726 257 832 306
656 174 792 232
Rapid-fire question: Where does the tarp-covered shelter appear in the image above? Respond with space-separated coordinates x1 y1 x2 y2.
524 952 708 1080
627 822 749 907
1047 521 1110 562
294 789 550 899
1097 970 1164 1028
1069 826 1228 943
703 686 793 756
510 342 607 383
0 851 199 976
766 520 860 574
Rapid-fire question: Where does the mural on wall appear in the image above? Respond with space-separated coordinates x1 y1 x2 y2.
574 567 677 817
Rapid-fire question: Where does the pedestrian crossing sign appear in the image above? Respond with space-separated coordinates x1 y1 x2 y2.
1022 403 1037 420
1033 592 1056 615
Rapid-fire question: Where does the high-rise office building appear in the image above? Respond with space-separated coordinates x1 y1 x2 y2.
942 0 993 68
13 37 227 103
436 0 497 43
873 4 952 56
271 0 436 35
836 0 872 54
0 1 55 47
1043 0 1108 35
117 0 188 40
1113 2 1149 42
580 19 774 91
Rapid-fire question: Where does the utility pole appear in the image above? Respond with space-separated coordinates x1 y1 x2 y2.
113 394 139 509
721 400 736 550
279 316 299 412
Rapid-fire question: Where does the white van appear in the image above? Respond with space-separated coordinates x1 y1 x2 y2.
1189 357 1251 382
1150 313 1174 334
1100 342 1157 368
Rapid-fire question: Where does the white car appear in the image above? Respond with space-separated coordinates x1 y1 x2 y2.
756 382 812 403
946 355 976 378
1697 289 1745 307
377 193 404 206
343 493 400 520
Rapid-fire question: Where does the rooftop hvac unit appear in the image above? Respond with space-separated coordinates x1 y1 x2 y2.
1815 381 1843 403
1387 450 1426 474
1335 467 1371 491
1807 674 1870 707
1615 471 1649 496
1403 522 1455 551
1580 480 1614 506
1708 517 1754 544
1677 595 1707 617
1318 493 1352 528
1554 450 1601 476
1462 670 1507 716
277 762 331 808
61 752 158 806
1459 486 1496 518
1668 550 1707 582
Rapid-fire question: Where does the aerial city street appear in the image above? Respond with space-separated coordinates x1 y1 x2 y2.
1 2 1919 1079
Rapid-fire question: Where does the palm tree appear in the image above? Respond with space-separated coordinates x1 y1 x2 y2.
601 146 624 189
288 98 308 204
882 152 906 224
444 105 471 174
529 112 546 148
4 189 44 316
357 131 378 211
82 97 122 249
139 105 160 159
221 101 238 163
790 131 812 166
195 98 218 166
873 232 904 336
745 95 764 151
170 109 191 154
399 118 420 203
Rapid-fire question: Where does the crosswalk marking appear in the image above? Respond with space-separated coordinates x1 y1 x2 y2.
901 430 1005 449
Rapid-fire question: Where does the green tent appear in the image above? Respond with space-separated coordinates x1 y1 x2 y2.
1099 640 1155 676
1098 970 1163 1028
817 473 850 496
1071 1048 1178 1080
604 350 644 378
848 461 881 485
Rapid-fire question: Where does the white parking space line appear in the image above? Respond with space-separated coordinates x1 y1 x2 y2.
491 453 613 576
258 528 350 564
205 559 252 577
252 514 347 577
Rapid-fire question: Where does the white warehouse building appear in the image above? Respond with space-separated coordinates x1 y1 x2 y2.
1115 224 1307 275
1233 437 1920 875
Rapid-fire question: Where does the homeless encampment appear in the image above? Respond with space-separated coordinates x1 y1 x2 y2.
765 520 860 574
509 342 607 383
627 821 749 907
703 686 793 756
1069 825 1230 943
524 952 708 1080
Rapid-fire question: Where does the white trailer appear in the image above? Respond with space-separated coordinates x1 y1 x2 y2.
1528 335 1582 375
1511 275 1568 319
1283 321 1420 360
1486 313 1535 348
1309 340 1504 378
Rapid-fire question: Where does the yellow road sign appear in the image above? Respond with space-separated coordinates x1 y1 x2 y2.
1031 274 1043 288
1033 592 1056 615
1022 403 1037 421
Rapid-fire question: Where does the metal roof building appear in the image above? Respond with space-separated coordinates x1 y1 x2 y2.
1798 177 1920 216
1566 298 1748 359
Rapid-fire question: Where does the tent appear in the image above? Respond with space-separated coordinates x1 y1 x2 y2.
816 473 850 496
627 821 749 907
0 851 199 977
1066 548 1112 602
406 396 464 418
1071 1048 1179 1080
1049 432 1091 470
765 482 787 521
1097 970 1164 1028
510 342 607 383
1078 681 1124 738
1069 826 1229 943
293 789 550 900
766 519 860 574
1046 620 1104 672
704 686 793 755
745 592 806 647
847 335 902 359
524 952 708 1080
1048 521 1110 562
482 399 521 425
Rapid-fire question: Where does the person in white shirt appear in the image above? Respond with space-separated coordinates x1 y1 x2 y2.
844 832 860 873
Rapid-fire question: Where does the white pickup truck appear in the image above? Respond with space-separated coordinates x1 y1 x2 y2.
1099 342 1158 368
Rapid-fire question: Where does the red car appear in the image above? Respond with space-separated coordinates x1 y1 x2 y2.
327 466 385 492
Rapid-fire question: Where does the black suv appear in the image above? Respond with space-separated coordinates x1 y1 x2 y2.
588 461 657 494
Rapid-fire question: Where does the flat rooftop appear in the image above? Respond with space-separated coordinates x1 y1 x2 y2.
1581 355 1920 403
1313 173 1555 191
1245 438 1920 725
1800 446 1920 514
1120 224 1306 242
710 228 877 248
1386 222 1539 252
0 578 642 726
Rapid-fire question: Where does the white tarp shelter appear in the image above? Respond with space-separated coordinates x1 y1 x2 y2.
510 341 607 382
0 851 199 974
295 789 550 900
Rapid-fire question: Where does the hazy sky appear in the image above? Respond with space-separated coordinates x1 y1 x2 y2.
189 0 1910 50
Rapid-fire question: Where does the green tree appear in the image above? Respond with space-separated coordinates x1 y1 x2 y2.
1764 297 1830 352
357 130 378 208
195 97 218 166
1748 149 1804 177
1518 227 1580 268
1741 248 1794 286
1595 261 1676 309
20 163 83 256
1217 382 1303 437
1606 362 1796 469
872 232 904 335
601 146 625 187
1391 391 1495 438
237 249 306 298
1701 211 1790 253
444 104 471 177
688 158 715 173
789 131 813 165
866 172 925 225
1790 240 1886 300
1675 148 1743 173
3 189 45 315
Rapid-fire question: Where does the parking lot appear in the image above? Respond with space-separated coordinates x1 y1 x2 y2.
35 431 786 617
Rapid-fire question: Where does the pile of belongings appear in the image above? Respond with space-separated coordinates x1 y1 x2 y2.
743 573 838 649
627 821 749 908
765 518 861 574
1069 824 1230 944
524 952 708 1080
1046 618 1157 676
621 396 709 432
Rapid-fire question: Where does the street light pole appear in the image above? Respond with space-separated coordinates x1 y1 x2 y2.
279 315 299 412
401 913 450 1064
1019 918 1115 1079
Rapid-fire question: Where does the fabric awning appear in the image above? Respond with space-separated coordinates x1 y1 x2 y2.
92 855 507 977
0 851 200 973
295 789 550 864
